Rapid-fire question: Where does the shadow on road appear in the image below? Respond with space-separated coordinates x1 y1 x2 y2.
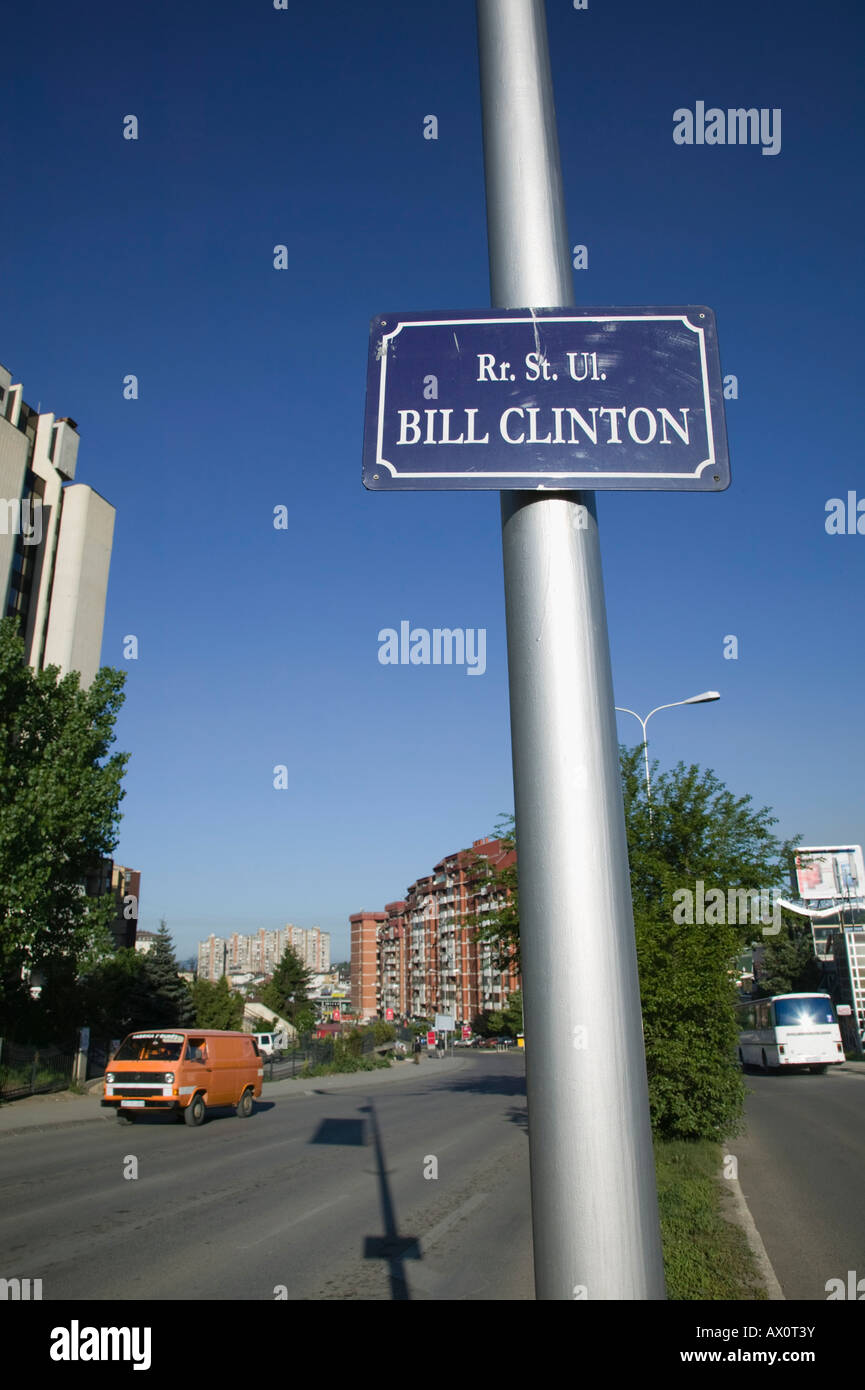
383 1060 529 1134
358 1102 422 1300
308 1100 421 1300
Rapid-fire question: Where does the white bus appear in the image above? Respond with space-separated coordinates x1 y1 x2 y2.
736 992 844 1073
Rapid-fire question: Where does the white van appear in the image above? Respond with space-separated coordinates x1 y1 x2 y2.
253 1030 289 1058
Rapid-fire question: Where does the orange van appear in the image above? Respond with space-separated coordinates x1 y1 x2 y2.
101 1029 263 1126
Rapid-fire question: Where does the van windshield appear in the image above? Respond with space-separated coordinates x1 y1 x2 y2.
114 1032 185 1062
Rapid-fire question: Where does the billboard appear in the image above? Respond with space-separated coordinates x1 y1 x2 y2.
794 846 865 903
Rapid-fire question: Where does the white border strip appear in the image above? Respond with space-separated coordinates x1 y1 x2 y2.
374 313 716 481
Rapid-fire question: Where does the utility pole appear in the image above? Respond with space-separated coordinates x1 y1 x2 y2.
476 0 666 1299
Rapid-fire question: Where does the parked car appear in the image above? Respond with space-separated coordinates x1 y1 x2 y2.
253 1030 289 1059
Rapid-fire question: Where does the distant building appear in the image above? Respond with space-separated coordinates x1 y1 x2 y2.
111 865 140 951
135 931 157 955
351 836 520 1024
84 858 140 951
196 925 331 982
0 362 115 688
350 912 385 1021
198 935 228 980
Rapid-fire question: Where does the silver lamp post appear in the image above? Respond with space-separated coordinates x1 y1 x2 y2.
616 692 721 824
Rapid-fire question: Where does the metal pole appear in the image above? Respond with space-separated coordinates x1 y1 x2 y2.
476 0 665 1299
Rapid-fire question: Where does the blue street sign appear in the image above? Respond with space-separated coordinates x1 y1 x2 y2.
362 307 730 491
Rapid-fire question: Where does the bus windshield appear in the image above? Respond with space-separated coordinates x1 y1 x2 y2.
773 997 836 1028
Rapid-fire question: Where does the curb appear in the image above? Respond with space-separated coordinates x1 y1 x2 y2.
0 1056 469 1136
720 1174 785 1300
264 1055 467 1099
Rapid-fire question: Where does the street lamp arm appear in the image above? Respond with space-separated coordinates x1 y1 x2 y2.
644 699 694 724
614 706 647 736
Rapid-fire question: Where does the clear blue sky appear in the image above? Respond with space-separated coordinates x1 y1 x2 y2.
2 0 862 961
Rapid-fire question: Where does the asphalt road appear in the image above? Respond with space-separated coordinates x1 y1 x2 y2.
0 1053 534 1301
5 1054 861 1302
733 1068 865 1300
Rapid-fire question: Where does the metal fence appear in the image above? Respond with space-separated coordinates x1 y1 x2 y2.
265 1027 400 1080
0 1039 76 1101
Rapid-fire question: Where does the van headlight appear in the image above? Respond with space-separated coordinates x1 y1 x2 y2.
106 1072 115 1083
163 1073 175 1083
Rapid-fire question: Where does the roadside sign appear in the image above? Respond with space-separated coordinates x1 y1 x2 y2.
385 1007 394 1021
426 1031 436 1048
434 1013 455 1032
363 307 729 492
462 1025 472 1040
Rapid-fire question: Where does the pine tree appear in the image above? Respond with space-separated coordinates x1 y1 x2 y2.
141 921 193 1026
191 974 243 1030
261 945 312 1024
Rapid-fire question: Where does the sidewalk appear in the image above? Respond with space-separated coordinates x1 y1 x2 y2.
0 1055 467 1138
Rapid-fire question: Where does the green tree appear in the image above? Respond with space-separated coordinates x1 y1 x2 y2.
502 989 524 1037
467 819 520 972
190 974 244 1030
140 921 193 1027
0 618 128 1035
80 949 157 1039
368 1020 396 1045
292 1004 316 1037
473 749 797 1140
757 916 823 997
261 945 312 1024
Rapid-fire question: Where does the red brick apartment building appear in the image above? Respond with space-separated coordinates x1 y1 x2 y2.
350 836 520 1023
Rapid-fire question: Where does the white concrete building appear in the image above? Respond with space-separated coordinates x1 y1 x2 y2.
0 362 114 688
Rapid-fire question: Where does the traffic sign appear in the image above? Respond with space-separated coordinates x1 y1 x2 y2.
363 307 729 491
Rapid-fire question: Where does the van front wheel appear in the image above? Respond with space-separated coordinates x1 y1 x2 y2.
184 1093 206 1127
236 1088 254 1119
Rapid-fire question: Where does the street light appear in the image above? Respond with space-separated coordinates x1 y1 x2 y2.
615 691 720 825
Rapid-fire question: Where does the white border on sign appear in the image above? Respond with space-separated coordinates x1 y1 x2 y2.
373 313 719 481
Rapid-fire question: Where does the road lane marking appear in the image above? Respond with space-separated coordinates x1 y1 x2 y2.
418 1191 489 1251
238 1196 346 1249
